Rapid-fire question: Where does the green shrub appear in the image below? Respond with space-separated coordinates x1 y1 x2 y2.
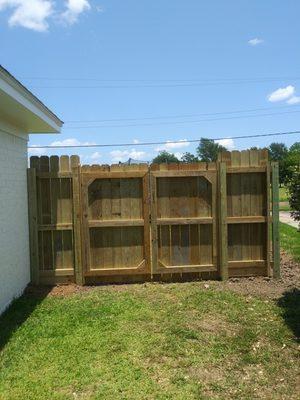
288 170 300 229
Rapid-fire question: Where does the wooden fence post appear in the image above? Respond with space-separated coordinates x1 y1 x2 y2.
272 162 280 278
266 164 271 277
150 172 158 278
218 162 228 280
27 168 39 285
71 156 84 285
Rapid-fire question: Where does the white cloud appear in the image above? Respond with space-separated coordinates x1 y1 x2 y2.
90 151 101 160
0 0 91 31
268 85 295 103
110 149 147 163
215 138 235 151
248 38 264 46
286 95 300 105
50 138 96 146
85 151 102 163
61 0 90 25
0 0 53 31
28 145 47 156
28 137 96 157
156 139 190 152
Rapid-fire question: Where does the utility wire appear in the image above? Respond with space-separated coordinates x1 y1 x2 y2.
21 76 300 82
64 104 300 124
62 109 300 129
28 130 300 149
28 81 300 89
26 76 300 90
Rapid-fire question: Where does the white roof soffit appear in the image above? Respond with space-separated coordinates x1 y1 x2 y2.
0 66 63 134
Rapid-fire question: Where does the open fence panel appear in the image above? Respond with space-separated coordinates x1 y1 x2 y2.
27 150 279 285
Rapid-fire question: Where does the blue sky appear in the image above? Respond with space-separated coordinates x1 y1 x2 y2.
1 0 300 163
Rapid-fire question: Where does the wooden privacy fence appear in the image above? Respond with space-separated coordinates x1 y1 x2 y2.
27 149 280 285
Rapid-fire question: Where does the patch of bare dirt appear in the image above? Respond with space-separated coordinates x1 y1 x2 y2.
25 283 92 298
220 251 300 300
186 311 238 336
26 252 300 301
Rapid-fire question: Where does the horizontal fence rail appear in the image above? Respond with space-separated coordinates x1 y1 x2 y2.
27 150 280 285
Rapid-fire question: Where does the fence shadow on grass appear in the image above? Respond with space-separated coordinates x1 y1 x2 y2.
0 286 52 351
277 288 300 342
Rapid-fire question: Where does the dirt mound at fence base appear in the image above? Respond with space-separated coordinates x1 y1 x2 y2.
26 251 300 301
222 251 300 300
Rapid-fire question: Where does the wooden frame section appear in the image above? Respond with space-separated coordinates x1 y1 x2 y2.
218 149 271 278
150 165 218 275
80 166 151 277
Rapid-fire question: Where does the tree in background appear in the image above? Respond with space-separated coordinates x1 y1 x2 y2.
268 143 290 186
181 152 199 163
196 138 226 162
287 142 300 169
288 170 300 230
286 143 300 228
152 150 180 163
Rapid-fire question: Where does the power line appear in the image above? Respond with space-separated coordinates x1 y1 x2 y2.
28 130 300 149
26 76 300 90
64 105 300 125
21 75 300 83
62 109 300 129
28 81 300 89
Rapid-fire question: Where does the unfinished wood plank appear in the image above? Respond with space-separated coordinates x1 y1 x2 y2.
36 172 72 178
227 216 268 224
156 263 216 274
27 168 39 285
157 217 213 225
72 156 83 285
199 224 213 266
88 219 144 227
38 223 73 231
218 162 228 280
142 172 151 273
39 156 51 225
230 152 242 261
80 179 91 274
60 156 72 224
266 164 271 276
52 231 63 270
227 167 266 173
152 170 214 177
50 156 61 225
42 230 53 270
150 173 158 275
272 162 280 278
81 171 146 178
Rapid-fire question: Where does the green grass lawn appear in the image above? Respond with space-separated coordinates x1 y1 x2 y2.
280 222 300 262
0 283 299 400
279 187 289 202
279 204 291 212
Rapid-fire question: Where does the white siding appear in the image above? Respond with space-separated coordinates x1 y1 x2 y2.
0 127 30 314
